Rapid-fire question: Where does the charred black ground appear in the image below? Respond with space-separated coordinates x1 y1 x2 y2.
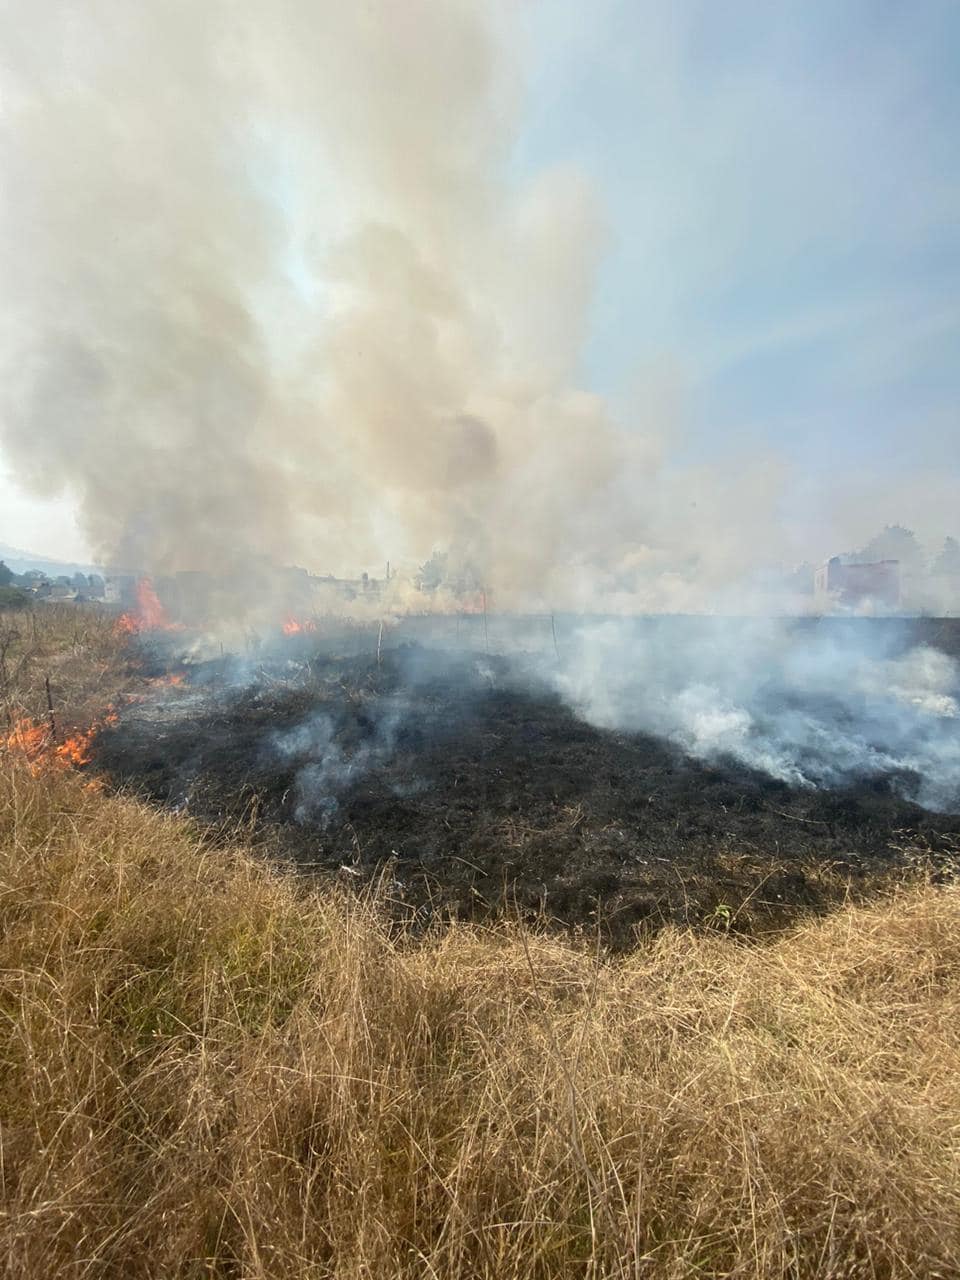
93 618 960 947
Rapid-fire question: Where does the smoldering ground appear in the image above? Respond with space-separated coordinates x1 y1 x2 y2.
92 620 960 944
551 616 960 813
265 616 960 818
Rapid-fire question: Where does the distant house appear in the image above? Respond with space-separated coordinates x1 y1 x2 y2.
42 583 78 602
815 557 900 611
104 574 137 606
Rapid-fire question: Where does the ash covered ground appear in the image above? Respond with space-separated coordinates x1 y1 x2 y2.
93 617 960 946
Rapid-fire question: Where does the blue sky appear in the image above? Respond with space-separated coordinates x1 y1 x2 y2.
517 0 959 478
2 0 957 563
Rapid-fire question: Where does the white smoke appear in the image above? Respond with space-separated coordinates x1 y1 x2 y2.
551 620 960 811
270 691 410 826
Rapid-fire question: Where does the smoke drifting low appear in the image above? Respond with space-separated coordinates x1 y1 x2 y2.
270 693 411 828
189 619 960 819
552 620 960 812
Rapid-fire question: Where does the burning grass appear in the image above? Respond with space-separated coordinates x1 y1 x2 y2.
0 603 137 789
114 576 184 635
282 615 318 636
3 710 118 771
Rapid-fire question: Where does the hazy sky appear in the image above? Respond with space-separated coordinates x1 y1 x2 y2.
2 0 957 564
515 0 959 551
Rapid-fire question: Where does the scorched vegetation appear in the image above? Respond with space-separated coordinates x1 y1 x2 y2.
1 606 960 1278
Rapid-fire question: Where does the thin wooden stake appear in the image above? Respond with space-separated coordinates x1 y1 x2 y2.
551 612 560 661
44 674 57 741
482 589 489 654
377 619 383 667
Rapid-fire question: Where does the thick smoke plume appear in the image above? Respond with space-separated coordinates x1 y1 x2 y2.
0 3 570 593
1 0 806 610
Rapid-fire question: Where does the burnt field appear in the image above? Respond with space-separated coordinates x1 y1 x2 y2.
92 617 960 947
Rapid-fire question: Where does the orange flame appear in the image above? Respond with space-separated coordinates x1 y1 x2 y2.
114 612 138 636
282 616 317 636
2 710 118 776
146 672 186 688
115 577 184 635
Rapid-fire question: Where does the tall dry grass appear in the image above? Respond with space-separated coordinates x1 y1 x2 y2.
1 748 959 1279
0 604 134 729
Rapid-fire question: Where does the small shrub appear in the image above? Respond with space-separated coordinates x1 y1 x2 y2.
0 585 30 610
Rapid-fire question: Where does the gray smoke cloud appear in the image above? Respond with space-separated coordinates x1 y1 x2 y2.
0 0 830 612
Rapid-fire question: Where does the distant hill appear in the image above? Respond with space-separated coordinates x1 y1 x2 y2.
0 543 103 579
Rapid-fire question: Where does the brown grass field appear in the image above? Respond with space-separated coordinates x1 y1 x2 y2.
1 607 959 1278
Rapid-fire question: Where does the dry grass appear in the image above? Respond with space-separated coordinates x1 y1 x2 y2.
0 755 958 1278
1 605 959 1278
0 604 134 730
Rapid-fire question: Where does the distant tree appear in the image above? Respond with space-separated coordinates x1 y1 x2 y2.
933 537 960 577
854 525 925 572
0 561 12 587
416 549 483 596
71 572 89 590
416 550 448 593
0 585 29 610
450 559 484 596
